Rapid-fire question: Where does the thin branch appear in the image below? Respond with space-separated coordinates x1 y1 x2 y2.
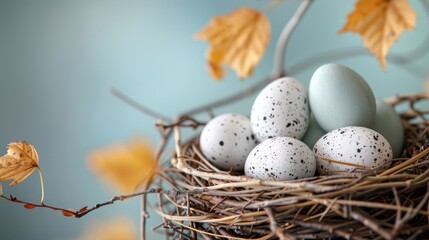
288 46 423 79
141 194 148 240
76 188 207 218
349 208 393 240
1 195 76 216
265 208 296 240
179 75 273 117
156 116 206 131
111 88 171 121
1 188 208 218
273 0 313 77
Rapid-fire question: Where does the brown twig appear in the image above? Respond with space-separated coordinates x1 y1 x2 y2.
265 208 295 240
1 195 76 216
0 188 209 219
350 208 393 240
156 116 206 131
179 75 274 117
111 87 171 121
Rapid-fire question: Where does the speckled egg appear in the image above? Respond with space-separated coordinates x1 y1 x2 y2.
244 137 316 181
250 77 309 142
199 113 258 171
371 100 404 158
313 126 392 175
309 64 376 132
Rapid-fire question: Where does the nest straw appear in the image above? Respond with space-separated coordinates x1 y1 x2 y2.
152 94 429 240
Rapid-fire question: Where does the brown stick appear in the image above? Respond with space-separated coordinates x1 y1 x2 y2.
265 208 296 240
111 88 171 121
0 188 209 219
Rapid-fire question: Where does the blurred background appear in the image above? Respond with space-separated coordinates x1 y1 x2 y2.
0 0 427 239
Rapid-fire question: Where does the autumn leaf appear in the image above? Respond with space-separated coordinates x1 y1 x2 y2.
62 209 76 217
0 141 39 186
70 216 137 240
195 7 271 80
24 204 36 209
340 0 416 69
88 138 157 193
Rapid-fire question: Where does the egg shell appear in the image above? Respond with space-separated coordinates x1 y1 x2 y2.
309 64 376 132
301 115 326 149
313 126 392 175
199 113 258 171
245 137 316 181
250 77 309 142
371 100 404 158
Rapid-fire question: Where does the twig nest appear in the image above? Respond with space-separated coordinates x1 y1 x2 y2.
158 94 429 240
199 113 257 171
244 137 316 180
250 77 309 141
314 126 393 175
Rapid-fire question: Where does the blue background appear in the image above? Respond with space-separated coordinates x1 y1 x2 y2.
0 0 427 239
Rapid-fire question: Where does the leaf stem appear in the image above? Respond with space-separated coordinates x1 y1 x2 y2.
37 167 45 204
262 0 285 13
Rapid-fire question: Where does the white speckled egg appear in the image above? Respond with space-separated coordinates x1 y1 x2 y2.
251 77 309 142
244 137 316 181
200 113 258 171
313 126 392 175
371 100 404 158
309 64 376 132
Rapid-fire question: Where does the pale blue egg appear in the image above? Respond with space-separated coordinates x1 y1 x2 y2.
309 64 376 132
371 100 404 158
301 115 326 149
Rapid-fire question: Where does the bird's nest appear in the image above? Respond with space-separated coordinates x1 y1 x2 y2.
151 94 429 240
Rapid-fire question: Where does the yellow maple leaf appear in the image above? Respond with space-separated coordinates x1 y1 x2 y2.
195 7 271 80
71 216 137 240
340 0 416 69
88 138 157 193
0 141 39 186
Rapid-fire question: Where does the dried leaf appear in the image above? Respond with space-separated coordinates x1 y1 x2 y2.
70 216 137 240
0 141 39 186
340 0 416 69
24 204 36 209
78 206 88 213
88 138 157 193
62 209 76 217
195 7 271 80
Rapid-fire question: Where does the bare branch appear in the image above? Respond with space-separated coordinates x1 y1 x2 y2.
111 88 171 121
273 0 313 77
179 75 273 117
0 188 208 219
265 208 296 240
